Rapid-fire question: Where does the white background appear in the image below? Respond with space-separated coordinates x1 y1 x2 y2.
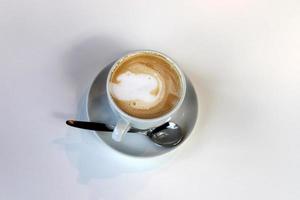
1 0 300 199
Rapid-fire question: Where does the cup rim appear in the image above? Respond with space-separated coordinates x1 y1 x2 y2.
106 50 187 123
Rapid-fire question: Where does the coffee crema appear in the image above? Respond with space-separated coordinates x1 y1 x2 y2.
109 53 182 119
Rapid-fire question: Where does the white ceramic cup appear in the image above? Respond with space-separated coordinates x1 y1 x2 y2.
106 50 187 142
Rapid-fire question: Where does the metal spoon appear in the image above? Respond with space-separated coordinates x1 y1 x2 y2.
66 120 183 147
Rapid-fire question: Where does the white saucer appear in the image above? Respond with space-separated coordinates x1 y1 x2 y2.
87 63 198 157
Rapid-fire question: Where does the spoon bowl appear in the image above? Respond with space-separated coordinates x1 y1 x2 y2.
146 122 183 147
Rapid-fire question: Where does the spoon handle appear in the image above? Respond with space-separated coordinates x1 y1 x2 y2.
66 120 113 132
66 120 142 133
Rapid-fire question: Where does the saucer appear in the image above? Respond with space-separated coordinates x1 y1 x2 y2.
87 63 198 157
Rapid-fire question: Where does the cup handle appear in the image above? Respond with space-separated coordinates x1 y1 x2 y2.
112 119 130 142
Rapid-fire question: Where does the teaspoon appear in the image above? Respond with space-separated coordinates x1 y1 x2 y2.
66 120 183 147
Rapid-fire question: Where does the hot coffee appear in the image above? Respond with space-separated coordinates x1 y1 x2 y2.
109 52 182 119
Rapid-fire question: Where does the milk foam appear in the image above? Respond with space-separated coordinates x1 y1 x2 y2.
110 71 163 108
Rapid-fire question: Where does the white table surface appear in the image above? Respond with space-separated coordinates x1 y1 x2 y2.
1 0 300 199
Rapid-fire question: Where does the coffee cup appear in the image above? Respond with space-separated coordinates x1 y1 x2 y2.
106 50 186 142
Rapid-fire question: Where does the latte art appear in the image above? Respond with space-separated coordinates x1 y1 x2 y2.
110 70 165 109
109 53 182 119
